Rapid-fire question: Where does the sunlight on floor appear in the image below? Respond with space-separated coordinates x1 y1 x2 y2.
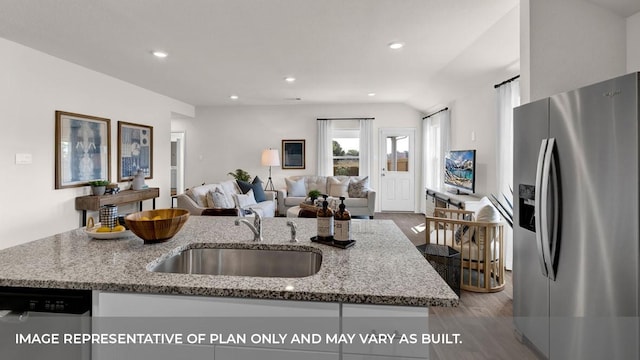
411 223 426 234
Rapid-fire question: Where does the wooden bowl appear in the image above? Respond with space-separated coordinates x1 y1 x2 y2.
124 209 189 244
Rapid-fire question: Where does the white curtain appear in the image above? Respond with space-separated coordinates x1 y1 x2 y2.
317 120 333 176
421 109 451 212
359 119 373 178
496 78 520 270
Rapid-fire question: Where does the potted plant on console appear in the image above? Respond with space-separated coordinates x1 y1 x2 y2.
88 180 110 196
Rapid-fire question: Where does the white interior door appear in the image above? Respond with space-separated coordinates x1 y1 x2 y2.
379 128 415 211
170 131 185 195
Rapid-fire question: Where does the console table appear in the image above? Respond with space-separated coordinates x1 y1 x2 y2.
425 187 478 215
75 188 160 226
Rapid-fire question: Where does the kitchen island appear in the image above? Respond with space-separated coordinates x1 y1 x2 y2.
0 217 456 307
0 217 458 360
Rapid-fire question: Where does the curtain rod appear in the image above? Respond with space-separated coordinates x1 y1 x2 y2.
316 117 375 121
422 107 448 120
494 75 520 89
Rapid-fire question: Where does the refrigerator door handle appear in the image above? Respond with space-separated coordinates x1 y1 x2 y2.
544 138 558 280
534 139 550 278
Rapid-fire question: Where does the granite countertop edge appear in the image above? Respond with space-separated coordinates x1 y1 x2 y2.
0 217 459 307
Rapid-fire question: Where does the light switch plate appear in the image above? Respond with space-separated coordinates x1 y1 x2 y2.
15 153 32 164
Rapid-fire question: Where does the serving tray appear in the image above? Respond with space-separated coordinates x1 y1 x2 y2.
310 236 356 249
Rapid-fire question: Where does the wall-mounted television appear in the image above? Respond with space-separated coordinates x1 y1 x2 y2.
444 149 476 194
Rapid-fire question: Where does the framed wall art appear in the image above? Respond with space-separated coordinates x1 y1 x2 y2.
55 111 111 189
282 139 306 169
118 121 153 181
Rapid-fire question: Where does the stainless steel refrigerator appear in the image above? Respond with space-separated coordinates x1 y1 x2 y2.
513 72 639 359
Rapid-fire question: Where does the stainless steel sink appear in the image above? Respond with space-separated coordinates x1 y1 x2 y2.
149 248 322 277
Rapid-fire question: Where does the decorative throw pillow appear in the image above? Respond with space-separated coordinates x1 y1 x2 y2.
252 176 267 202
473 204 501 244
328 177 349 197
454 225 469 244
220 180 240 207
454 213 473 244
285 177 306 197
348 176 369 198
233 189 257 209
188 185 215 207
206 187 233 209
476 204 500 222
237 177 267 203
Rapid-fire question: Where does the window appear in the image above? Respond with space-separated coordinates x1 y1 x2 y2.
332 128 359 176
386 135 409 172
318 118 372 177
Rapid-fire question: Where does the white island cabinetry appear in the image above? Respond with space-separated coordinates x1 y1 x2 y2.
342 303 429 359
93 291 428 360
92 291 340 360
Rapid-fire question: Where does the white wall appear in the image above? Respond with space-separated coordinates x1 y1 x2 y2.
447 73 512 197
0 38 194 249
522 0 627 102
425 6 519 198
171 103 422 212
628 12 640 72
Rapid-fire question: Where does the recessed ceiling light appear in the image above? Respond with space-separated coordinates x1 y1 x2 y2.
368 93 376 97
229 95 239 100
284 77 296 83
388 42 404 50
152 51 168 58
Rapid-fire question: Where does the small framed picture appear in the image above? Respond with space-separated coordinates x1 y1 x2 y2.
118 121 153 181
55 111 111 189
282 139 305 169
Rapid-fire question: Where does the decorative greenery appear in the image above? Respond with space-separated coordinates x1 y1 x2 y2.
334 166 350 176
333 140 345 156
88 180 110 186
227 169 251 182
308 189 321 200
489 187 513 228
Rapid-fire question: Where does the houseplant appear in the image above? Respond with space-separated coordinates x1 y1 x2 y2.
489 188 513 228
227 169 251 182
88 180 110 196
307 189 321 204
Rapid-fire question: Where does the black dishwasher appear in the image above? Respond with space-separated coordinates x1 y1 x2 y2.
0 286 91 360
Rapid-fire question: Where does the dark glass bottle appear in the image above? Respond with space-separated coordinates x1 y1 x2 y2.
316 195 334 241
334 196 351 243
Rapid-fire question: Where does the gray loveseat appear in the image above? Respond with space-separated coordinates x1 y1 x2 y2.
276 175 375 218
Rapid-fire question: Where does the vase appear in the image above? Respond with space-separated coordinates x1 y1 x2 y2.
92 186 106 196
132 169 145 190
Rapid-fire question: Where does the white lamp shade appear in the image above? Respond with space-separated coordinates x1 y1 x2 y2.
261 149 281 167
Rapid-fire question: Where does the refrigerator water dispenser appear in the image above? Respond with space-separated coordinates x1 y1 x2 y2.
518 184 536 232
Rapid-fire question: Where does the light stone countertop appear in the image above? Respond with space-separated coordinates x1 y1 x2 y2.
0 217 458 307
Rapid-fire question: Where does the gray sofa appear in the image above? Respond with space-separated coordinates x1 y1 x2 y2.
176 180 276 217
276 175 375 218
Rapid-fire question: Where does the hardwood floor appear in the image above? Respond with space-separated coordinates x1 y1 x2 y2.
375 212 542 359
